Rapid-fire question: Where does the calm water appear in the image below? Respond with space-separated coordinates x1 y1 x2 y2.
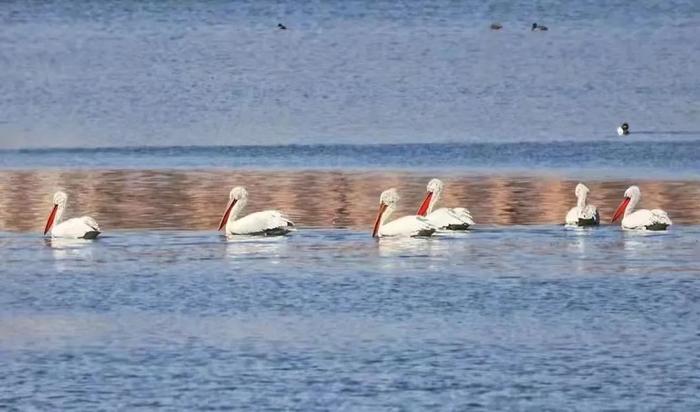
1 0 699 148
1 227 700 410
1 142 700 179
2 1 700 410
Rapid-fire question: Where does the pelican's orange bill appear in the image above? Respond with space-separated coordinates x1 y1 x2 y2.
416 192 433 216
217 199 237 231
44 204 58 235
372 203 388 238
611 197 631 223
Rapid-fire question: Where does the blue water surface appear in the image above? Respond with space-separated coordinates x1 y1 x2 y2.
2 140 700 179
1 227 699 410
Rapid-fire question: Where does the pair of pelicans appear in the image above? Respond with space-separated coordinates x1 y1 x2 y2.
42 180 671 240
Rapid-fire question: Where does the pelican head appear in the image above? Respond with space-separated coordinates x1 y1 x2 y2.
53 191 68 206
229 186 248 201
574 183 589 198
417 179 444 216
373 188 399 237
612 185 641 223
574 183 590 208
624 185 640 200
44 191 68 235
380 188 399 207
426 178 444 194
219 186 249 231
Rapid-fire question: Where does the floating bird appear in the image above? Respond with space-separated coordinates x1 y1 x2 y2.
43 191 100 239
611 186 672 230
373 188 436 238
416 179 474 231
617 122 630 136
565 183 600 227
531 22 548 31
277 23 287 30
490 23 503 30
218 187 294 236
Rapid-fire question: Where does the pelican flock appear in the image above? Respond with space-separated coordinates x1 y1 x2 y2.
372 189 436 237
38 181 676 240
43 191 101 239
217 186 295 236
416 178 474 231
611 186 672 230
565 183 600 227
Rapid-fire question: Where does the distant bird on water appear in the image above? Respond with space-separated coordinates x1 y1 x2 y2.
531 22 548 31
490 23 503 30
277 23 287 30
617 122 630 136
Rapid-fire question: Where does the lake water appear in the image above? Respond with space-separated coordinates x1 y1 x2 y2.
1 227 700 410
1 166 700 410
1 0 699 148
2 0 700 410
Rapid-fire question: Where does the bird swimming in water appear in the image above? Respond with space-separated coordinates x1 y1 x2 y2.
490 23 503 30
531 23 548 31
277 23 287 30
617 122 630 136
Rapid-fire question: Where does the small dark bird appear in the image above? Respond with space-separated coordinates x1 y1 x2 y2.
617 122 630 136
531 22 548 31
277 23 287 30
490 23 503 30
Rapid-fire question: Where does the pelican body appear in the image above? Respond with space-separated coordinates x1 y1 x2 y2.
416 179 474 231
611 186 672 230
565 183 599 227
43 191 101 239
218 187 294 236
373 188 436 238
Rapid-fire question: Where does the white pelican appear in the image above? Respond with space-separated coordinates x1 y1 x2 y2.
416 179 474 231
611 185 672 230
43 191 101 239
565 183 600 227
373 188 436 238
217 186 294 236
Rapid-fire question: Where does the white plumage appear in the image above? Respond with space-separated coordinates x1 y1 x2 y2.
612 186 672 230
564 183 599 227
44 191 101 239
373 188 436 238
416 179 474 231
218 186 294 236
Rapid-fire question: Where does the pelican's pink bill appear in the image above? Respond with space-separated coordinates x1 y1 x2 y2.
611 197 631 223
416 192 433 216
372 203 388 238
44 204 58 235
217 199 237 231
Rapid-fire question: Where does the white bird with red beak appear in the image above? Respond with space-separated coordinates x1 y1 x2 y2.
611 185 672 230
416 179 474 231
373 188 436 237
43 191 101 239
218 186 294 236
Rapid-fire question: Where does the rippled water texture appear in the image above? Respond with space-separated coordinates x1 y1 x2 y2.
1 170 699 231
1 228 700 410
1 0 699 147
2 1 700 410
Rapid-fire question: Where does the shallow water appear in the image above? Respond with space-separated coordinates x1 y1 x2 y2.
1 227 699 410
